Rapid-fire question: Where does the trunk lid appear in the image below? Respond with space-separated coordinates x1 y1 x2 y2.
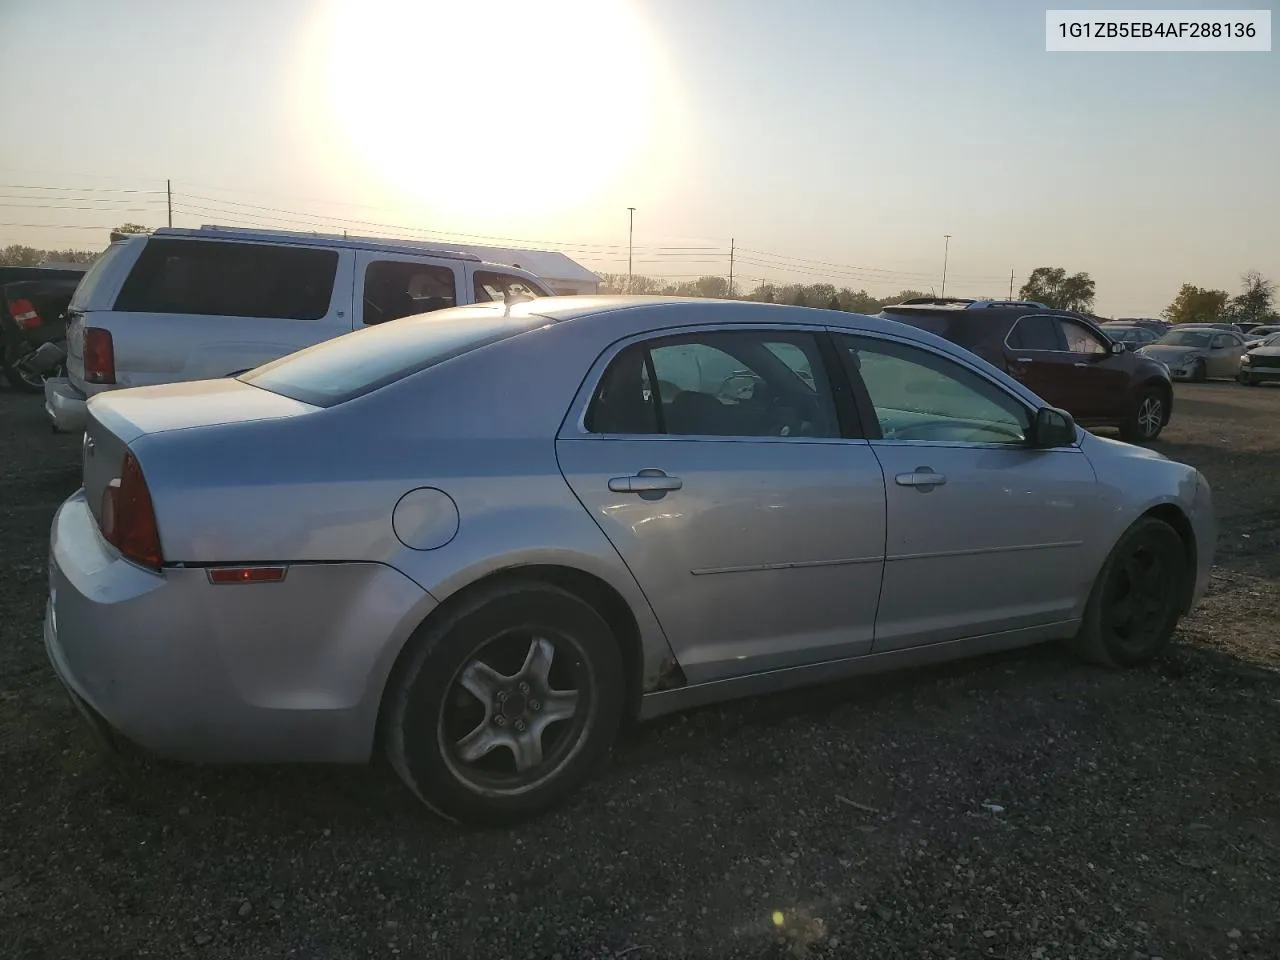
82 378 316 525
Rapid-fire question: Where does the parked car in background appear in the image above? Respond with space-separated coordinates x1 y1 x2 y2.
1100 323 1161 348
42 227 555 433
44 296 1214 824
1242 323 1280 346
1237 332 1280 386
880 298 1174 442
1115 318 1171 336
0 265 87 391
1136 327 1248 381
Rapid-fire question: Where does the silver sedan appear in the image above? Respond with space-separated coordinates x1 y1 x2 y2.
45 297 1215 824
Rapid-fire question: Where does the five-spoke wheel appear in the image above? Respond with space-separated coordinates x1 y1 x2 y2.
385 580 623 825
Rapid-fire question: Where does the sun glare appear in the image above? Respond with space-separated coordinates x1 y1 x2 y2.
315 0 680 222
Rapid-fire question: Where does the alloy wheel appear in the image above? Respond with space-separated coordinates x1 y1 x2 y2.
1137 396 1163 438
1100 540 1175 658
438 632 588 796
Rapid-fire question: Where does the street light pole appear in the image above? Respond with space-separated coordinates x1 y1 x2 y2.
941 234 952 298
627 207 636 292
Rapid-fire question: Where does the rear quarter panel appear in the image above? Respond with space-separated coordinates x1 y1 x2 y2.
131 316 681 691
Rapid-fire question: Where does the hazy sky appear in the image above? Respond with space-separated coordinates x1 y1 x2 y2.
2 0 1277 314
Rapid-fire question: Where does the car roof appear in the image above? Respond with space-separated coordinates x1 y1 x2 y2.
514 294 936 336
152 226 497 265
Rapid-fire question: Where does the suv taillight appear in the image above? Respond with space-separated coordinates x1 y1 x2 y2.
100 452 163 570
83 327 116 384
7 298 40 329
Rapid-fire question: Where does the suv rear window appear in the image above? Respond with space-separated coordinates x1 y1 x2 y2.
114 238 338 319
68 241 130 311
240 307 547 407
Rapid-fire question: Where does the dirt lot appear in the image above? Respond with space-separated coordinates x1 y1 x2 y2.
1 383 1277 960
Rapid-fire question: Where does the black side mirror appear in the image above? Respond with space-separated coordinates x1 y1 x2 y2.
1031 406 1076 448
1110 340 1127 354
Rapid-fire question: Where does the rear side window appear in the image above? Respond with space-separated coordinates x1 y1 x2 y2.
363 260 457 325
1008 315 1064 351
114 239 338 319
241 308 545 407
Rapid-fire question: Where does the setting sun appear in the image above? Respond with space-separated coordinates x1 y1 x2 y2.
313 0 682 222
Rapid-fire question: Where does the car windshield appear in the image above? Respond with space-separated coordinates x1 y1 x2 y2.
1158 330 1214 348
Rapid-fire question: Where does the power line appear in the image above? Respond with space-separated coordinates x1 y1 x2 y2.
0 184 165 194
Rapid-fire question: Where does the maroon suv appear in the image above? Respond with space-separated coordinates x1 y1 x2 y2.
880 298 1174 442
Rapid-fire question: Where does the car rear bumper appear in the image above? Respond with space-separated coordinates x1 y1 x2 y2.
45 490 437 764
44 377 88 433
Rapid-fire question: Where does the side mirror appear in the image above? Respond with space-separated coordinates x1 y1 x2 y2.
1110 340 1127 354
1031 406 1076 448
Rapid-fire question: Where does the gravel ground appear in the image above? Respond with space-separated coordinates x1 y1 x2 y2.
1 383 1278 960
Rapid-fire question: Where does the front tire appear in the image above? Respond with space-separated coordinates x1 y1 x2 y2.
1119 388 1166 443
384 580 624 825
1238 373 1258 386
1191 359 1208 382
1068 517 1188 668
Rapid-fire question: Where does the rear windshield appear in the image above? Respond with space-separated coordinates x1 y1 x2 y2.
240 307 549 407
68 241 130 311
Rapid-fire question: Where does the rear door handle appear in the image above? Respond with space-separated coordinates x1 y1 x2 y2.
1073 361 1089 367
895 469 947 488
1015 357 1033 363
609 470 683 493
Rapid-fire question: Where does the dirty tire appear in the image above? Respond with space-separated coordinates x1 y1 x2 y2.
384 580 624 826
1119 387 1166 443
1068 517 1188 668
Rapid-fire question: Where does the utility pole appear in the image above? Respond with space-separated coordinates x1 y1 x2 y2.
626 207 636 292
941 234 952 298
167 179 173 227
1008 269 1015 299
727 238 735 298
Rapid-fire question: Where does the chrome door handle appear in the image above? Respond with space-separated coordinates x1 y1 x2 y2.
1016 357 1033 363
609 470 683 493
895 469 946 488
1073 362 1089 367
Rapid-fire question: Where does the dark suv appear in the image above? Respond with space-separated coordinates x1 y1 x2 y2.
880 298 1174 442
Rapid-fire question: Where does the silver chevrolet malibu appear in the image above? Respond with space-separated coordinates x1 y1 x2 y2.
45 297 1214 824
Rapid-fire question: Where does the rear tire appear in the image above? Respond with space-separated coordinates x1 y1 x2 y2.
1068 517 1188 668
384 580 624 825
1119 387 1166 443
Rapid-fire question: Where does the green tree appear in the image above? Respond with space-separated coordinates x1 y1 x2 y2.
0 245 45 266
1162 284 1229 324
826 293 841 311
1018 267 1096 312
112 222 150 235
1223 271 1275 326
694 275 728 299
792 289 808 308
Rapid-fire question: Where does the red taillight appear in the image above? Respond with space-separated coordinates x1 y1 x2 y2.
100 452 163 570
83 327 116 384
8 298 41 329
207 566 288 585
